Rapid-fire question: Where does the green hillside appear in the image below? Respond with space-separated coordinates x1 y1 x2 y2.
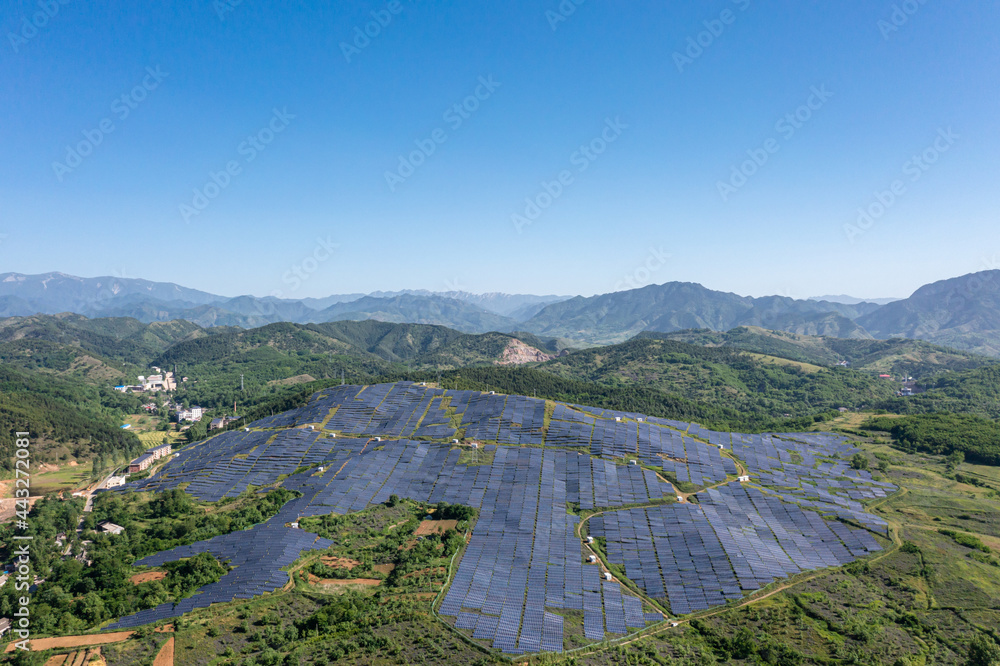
0 365 145 474
536 336 902 416
648 327 995 378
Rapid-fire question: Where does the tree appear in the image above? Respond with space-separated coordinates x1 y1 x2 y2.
966 634 1000 666
947 450 966 473
77 591 106 623
850 453 869 471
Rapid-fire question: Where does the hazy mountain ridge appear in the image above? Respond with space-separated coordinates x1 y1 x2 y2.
856 271 1000 356
810 294 901 306
519 282 881 344
0 273 529 332
4 271 1000 355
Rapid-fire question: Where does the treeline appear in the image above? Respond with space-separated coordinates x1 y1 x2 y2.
431 365 842 433
900 365 1000 418
92 487 301 559
539 337 900 420
862 413 1000 466
192 364 843 447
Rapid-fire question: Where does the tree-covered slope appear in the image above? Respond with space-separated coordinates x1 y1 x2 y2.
536 336 900 418
646 327 996 378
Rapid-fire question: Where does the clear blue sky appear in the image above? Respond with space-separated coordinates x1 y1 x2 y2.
2 1 998 300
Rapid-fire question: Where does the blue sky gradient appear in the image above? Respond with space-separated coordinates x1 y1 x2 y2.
2 1 998 300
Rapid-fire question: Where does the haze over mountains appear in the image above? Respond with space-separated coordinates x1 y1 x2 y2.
3 270 1000 356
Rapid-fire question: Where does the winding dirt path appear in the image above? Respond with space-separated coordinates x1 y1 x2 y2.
152 636 174 666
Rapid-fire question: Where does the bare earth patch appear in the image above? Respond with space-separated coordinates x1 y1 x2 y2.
496 338 556 365
6 632 133 652
414 519 458 536
267 374 316 386
44 647 105 666
319 556 361 569
308 573 381 587
152 636 174 666
130 571 167 585
0 496 41 521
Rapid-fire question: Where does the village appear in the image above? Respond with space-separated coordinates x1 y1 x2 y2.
110 369 242 487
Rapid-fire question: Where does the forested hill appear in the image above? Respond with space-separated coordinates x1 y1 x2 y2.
536 335 900 419
0 365 144 473
643 327 995 378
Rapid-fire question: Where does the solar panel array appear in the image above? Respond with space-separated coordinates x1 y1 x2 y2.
437 447 657 653
590 483 883 615
106 490 334 629
103 381 893 654
449 392 546 445
717 430 894 534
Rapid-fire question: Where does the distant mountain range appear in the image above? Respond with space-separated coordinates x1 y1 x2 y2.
3 270 1000 356
809 294 901 306
0 272 567 333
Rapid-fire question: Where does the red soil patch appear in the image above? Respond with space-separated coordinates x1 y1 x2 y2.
152 636 174 666
6 632 133 652
43 651 100 666
130 571 167 585
307 573 381 587
319 556 361 569
413 519 458 536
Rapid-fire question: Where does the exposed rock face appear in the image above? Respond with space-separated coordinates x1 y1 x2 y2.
496 338 556 365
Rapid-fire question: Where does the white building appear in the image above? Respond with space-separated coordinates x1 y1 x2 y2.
176 406 204 422
106 475 127 488
98 521 125 535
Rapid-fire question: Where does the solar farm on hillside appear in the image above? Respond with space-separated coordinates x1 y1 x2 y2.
104 381 894 655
